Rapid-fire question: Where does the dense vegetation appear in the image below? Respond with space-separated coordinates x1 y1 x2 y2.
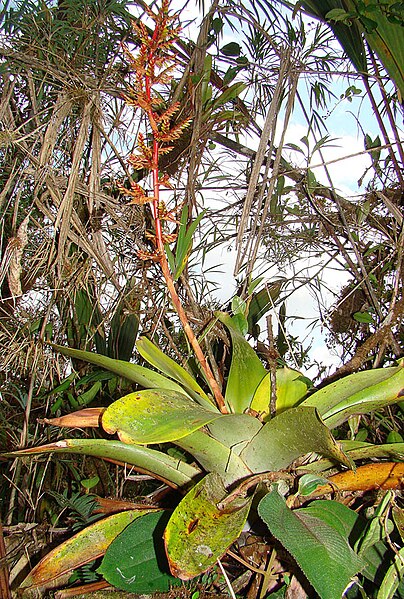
0 0 403 597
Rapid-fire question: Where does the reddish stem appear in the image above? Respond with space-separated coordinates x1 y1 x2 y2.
144 55 227 413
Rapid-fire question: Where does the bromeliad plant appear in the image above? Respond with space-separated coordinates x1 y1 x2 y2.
5 2 404 598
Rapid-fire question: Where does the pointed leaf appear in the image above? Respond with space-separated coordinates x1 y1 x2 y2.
301 364 404 428
5 439 199 488
136 337 214 407
20 511 150 589
240 406 352 472
51 344 190 396
258 490 365 599
164 473 252 580
99 511 180 593
216 311 267 413
41 407 104 428
101 389 222 444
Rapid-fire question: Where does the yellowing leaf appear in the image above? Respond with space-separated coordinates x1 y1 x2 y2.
20 511 151 590
309 462 404 496
101 389 222 444
250 367 309 419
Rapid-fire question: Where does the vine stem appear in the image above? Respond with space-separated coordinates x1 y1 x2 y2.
144 64 228 413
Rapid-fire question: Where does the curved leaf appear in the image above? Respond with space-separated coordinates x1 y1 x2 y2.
207 413 263 455
20 510 150 590
216 311 267 413
5 439 199 488
136 337 214 408
301 364 404 428
164 473 252 580
51 343 190 396
102 389 222 444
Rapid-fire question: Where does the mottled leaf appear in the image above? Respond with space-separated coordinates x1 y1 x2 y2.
101 389 222 444
164 473 252 580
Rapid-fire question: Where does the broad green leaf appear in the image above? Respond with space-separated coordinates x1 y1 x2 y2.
164 473 252 580
250 367 310 419
258 491 365 599
108 299 139 361
207 413 262 456
5 438 199 488
301 364 404 428
298 474 331 497
101 389 222 444
216 311 267 413
99 511 180 593
219 42 241 57
76 381 101 406
20 511 149 589
136 337 214 408
240 406 352 472
175 429 253 486
51 344 190 397
299 0 367 72
295 499 390 585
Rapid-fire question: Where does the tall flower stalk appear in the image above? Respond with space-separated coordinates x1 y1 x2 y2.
121 0 227 413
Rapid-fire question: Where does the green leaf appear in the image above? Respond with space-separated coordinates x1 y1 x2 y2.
250 367 310 419
99 511 180 593
175 429 253 486
353 310 373 323
301 364 404 428
207 413 262 455
240 406 352 472
101 389 222 444
76 381 101 406
216 311 267 413
376 547 404 599
247 282 282 336
136 337 214 408
20 511 149 590
326 8 351 22
5 438 199 489
298 474 331 496
172 207 206 280
220 42 241 56
298 441 404 473
210 82 247 111
164 473 252 580
258 491 365 599
51 344 190 397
